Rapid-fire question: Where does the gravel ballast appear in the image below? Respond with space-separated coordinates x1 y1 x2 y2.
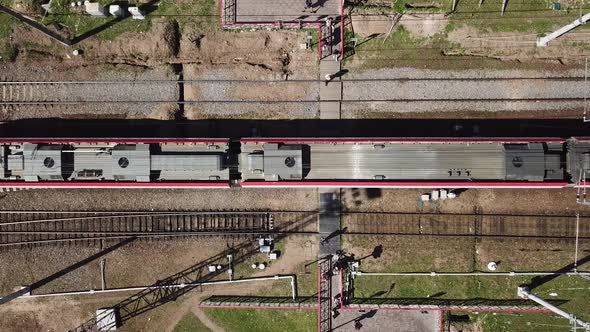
342 67 590 117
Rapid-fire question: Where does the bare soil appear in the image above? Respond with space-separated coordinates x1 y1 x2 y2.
342 187 590 216
400 14 448 38
4 21 319 121
0 235 314 331
0 188 319 211
351 14 393 38
342 108 587 119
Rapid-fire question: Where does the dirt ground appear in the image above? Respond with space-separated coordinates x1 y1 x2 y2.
3 18 319 121
342 187 590 215
0 188 319 211
342 109 588 119
0 235 317 332
400 13 448 38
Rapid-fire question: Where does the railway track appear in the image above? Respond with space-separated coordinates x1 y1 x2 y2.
1 210 588 248
0 79 587 106
0 80 177 111
0 211 276 247
343 212 590 241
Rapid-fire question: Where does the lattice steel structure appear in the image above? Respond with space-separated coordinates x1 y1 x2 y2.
318 257 332 332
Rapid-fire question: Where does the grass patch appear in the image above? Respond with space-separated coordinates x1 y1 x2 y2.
173 312 211 332
0 13 15 39
392 0 452 14
41 0 216 41
477 311 576 332
450 0 589 34
451 311 578 332
44 0 152 41
353 273 590 320
347 235 590 329
204 308 317 332
0 13 18 62
346 20 470 70
346 0 590 70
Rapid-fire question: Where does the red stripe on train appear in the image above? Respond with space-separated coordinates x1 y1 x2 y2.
0 138 230 144
0 182 230 188
240 138 566 144
240 181 569 188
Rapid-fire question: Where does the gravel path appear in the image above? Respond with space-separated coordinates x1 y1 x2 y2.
184 66 319 119
0 64 178 120
342 67 590 117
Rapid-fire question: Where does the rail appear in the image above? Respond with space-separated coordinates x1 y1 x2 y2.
1 210 588 247
0 211 275 247
344 212 590 241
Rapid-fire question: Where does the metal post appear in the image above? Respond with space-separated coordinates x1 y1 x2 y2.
353 271 590 277
452 0 457 12
573 213 580 272
584 58 589 122
291 277 297 301
100 259 106 291
479 0 484 7
12 275 298 299
227 254 233 281
501 0 507 16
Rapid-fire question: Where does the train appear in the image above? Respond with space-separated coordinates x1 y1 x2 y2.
1 137 590 189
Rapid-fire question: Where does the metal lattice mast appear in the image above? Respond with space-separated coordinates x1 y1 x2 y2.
318 257 332 332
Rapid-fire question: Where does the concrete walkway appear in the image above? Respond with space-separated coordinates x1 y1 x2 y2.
319 60 342 119
319 188 341 256
333 309 441 332
235 0 340 24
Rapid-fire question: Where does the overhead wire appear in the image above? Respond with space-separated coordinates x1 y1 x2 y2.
0 77 588 83
1 97 588 104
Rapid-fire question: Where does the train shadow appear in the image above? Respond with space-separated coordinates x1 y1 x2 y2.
1 118 589 139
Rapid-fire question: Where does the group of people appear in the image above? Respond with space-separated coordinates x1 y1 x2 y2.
321 250 366 330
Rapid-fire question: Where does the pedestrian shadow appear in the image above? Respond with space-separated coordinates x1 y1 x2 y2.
332 69 349 79
332 309 378 330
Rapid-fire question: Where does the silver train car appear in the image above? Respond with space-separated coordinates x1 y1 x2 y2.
0 139 231 188
1 137 590 189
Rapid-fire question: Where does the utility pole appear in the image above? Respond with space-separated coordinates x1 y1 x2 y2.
479 0 484 7
584 58 589 122
501 0 507 16
100 259 106 291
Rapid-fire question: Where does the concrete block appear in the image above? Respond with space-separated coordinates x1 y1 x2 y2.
96 308 119 331
85 2 107 17
108 5 124 17
128 6 146 19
